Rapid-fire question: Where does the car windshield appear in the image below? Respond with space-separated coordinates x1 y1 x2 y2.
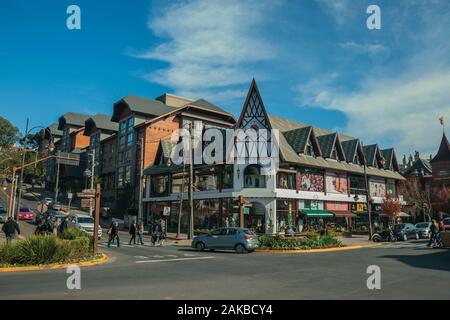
20 207 30 212
77 217 94 224
394 224 405 230
416 223 429 228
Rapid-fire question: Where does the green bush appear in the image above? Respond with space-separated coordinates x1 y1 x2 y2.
60 228 90 240
257 234 342 250
0 233 92 267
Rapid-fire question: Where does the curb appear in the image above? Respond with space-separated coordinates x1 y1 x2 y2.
0 253 108 273
255 243 383 253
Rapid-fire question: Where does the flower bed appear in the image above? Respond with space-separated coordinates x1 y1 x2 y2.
258 233 343 250
0 229 95 267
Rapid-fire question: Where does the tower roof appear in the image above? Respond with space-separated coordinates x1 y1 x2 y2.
431 133 450 163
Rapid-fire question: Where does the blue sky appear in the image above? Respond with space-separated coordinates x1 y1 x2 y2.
1 0 449 157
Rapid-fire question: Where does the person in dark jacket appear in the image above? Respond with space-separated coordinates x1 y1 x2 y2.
427 220 439 247
128 218 137 245
58 217 68 235
107 221 120 247
2 217 20 243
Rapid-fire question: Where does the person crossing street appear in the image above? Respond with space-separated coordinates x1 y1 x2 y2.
2 217 20 243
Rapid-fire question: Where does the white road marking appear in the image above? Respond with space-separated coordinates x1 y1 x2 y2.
135 256 216 264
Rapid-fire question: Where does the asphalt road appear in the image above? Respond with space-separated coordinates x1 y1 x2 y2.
1 239 449 300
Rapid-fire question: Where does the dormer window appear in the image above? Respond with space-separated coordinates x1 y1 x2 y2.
331 147 338 160
305 139 314 156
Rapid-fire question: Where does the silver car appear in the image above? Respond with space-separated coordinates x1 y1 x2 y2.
415 222 432 239
0 207 7 223
192 227 259 253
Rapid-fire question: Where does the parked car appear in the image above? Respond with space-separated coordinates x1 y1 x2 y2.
415 222 432 239
18 207 34 220
393 223 419 241
51 202 62 211
66 212 102 239
192 227 259 253
0 207 7 223
444 218 450 231
43 197 53 206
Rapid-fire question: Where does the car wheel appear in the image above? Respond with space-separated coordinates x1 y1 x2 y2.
195 242 205 252
403 234 408 241
235 243 247 254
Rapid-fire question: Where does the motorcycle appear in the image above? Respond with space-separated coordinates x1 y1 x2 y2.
372 227 397 242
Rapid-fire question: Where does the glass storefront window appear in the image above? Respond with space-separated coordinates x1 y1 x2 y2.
222 165 233 189
277 172 296 189
349 175 366 195
386 179 396 197
172 173 188 193
276 199 296 231
195 167 219 191
151 175 169 196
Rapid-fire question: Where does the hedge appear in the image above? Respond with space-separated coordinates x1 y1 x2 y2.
258 234 342 250
0 233 91 267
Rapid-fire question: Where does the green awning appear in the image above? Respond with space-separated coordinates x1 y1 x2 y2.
301 209 333 218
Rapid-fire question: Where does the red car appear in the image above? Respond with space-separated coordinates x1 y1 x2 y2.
18 207 34 220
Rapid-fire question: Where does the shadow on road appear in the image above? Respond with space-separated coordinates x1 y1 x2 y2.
381 249 450 272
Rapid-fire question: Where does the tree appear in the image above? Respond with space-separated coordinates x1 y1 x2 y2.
381 196 402 224
0 116 19 149
400 178 433 222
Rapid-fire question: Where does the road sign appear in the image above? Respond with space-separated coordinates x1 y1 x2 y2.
243 207 251 214
77 192 95 199
81 198 92 208
163 206 171 216
67 192 73 199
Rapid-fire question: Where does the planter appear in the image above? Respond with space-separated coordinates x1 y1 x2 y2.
441 232 450 248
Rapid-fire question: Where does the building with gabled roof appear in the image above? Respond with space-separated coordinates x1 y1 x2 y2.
143 79 405 235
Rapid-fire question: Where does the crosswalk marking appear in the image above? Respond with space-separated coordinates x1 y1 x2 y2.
135 256 216 264
370 242 429 249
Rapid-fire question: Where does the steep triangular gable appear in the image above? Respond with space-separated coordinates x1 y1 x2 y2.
317 133 345 161
155 139 175 165
282 126 322 156
342 139 365 165
431 133 450 163
381 148 399 171
236 79 271 130
364 144 384 168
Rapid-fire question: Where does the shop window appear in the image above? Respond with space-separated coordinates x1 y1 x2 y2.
298 168 324 192
276 199 296 232
277 172 296 189
195 167 219 191
222 165 233 189
349 175 366 195
172 173 189 193
151 175 169 196
244 164 266 188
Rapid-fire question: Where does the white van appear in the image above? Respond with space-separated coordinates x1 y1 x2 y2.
67 212 102 239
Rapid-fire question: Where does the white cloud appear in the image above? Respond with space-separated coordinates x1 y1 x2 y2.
339 41 389 56
301 70 450 156
134 0 279 94
315 0 356 26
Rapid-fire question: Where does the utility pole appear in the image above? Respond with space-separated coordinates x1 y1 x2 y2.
176 167 186 239
138 137 144 223
188 122 194 240
16 118 29 220
93 183 101 254
89 149 95 216
364 163 373 240
239 195 244 228
54 158 60 203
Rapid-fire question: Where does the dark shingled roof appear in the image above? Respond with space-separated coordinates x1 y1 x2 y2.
58 112 91 130
363 144 378 167
282 126 313 154
404 158 433 176
46 123 62 138
431 133 450 163
189 99 231 116
317 133 337 158
381 148 394 170
84 114 119 136
112 95 178 122
341 139 359 162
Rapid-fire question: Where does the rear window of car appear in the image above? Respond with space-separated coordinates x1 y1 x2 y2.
77 217 94 224
0 208 7 214
243 229 256 235
20 207 30 212
394 224 404 230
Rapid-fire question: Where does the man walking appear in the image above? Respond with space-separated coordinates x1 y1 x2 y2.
137 220 144 245
128 218 137 245
2 217 20 243
107 221 120 248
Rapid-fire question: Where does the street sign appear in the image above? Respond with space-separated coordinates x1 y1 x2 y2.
163 206 171 216
81 198 92 208
77 192 95 199
67 192 73 199
243 207 250 214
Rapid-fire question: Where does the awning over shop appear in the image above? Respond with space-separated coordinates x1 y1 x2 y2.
301 209 333 218
332 211 357 218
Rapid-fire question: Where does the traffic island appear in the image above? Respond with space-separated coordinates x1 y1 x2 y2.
0 253 108 273
255 243 383 253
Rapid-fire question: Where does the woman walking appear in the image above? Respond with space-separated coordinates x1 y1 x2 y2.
137 220 145 245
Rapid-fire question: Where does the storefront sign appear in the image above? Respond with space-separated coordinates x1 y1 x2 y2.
351 203 367 212
326 172 348 194
325 202 349 211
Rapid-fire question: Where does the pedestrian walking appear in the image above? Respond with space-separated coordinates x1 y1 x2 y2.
129 218 137 245
53 218 61 236
2 217 20 243
151 220 159 246
427 220 439 247
137 220 144 245
107 221 120 247
58 217 68 235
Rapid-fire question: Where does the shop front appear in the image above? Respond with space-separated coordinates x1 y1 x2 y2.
325 202 356 231
298 199 333 231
